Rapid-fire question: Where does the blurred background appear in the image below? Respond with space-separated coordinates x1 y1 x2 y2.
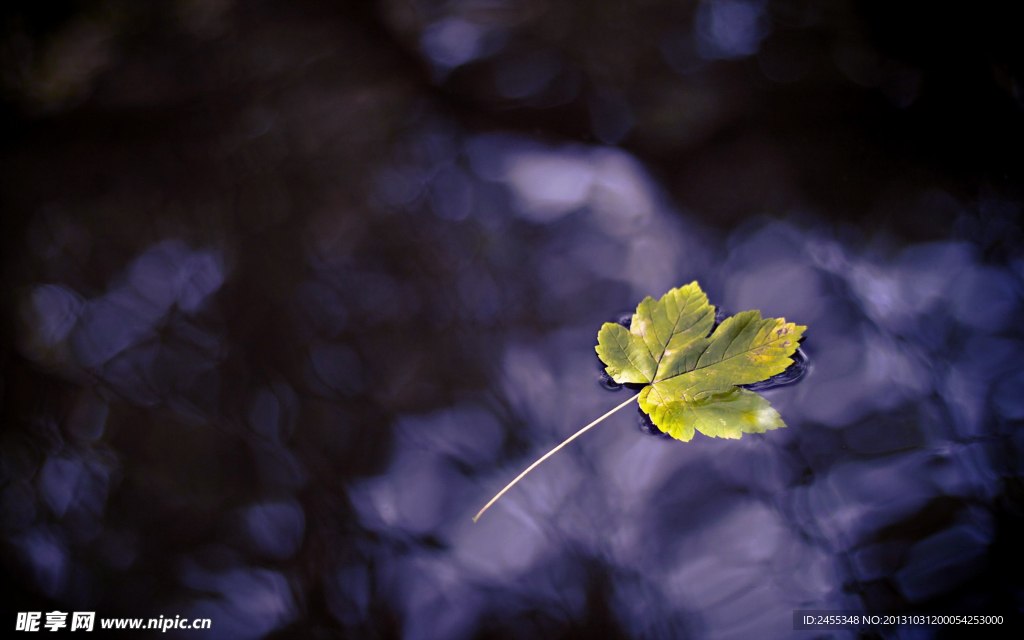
2 0 1023 638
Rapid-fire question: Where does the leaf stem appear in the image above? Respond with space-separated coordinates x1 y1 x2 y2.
472 392 640 522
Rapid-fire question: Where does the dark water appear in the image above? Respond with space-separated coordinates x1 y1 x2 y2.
2 1 1023 638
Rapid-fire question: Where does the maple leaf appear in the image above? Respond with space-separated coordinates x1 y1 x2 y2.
596 282 805 441
473 281 805 521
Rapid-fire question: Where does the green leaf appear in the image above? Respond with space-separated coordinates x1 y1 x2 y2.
474 281 806 522
597 282 804 441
